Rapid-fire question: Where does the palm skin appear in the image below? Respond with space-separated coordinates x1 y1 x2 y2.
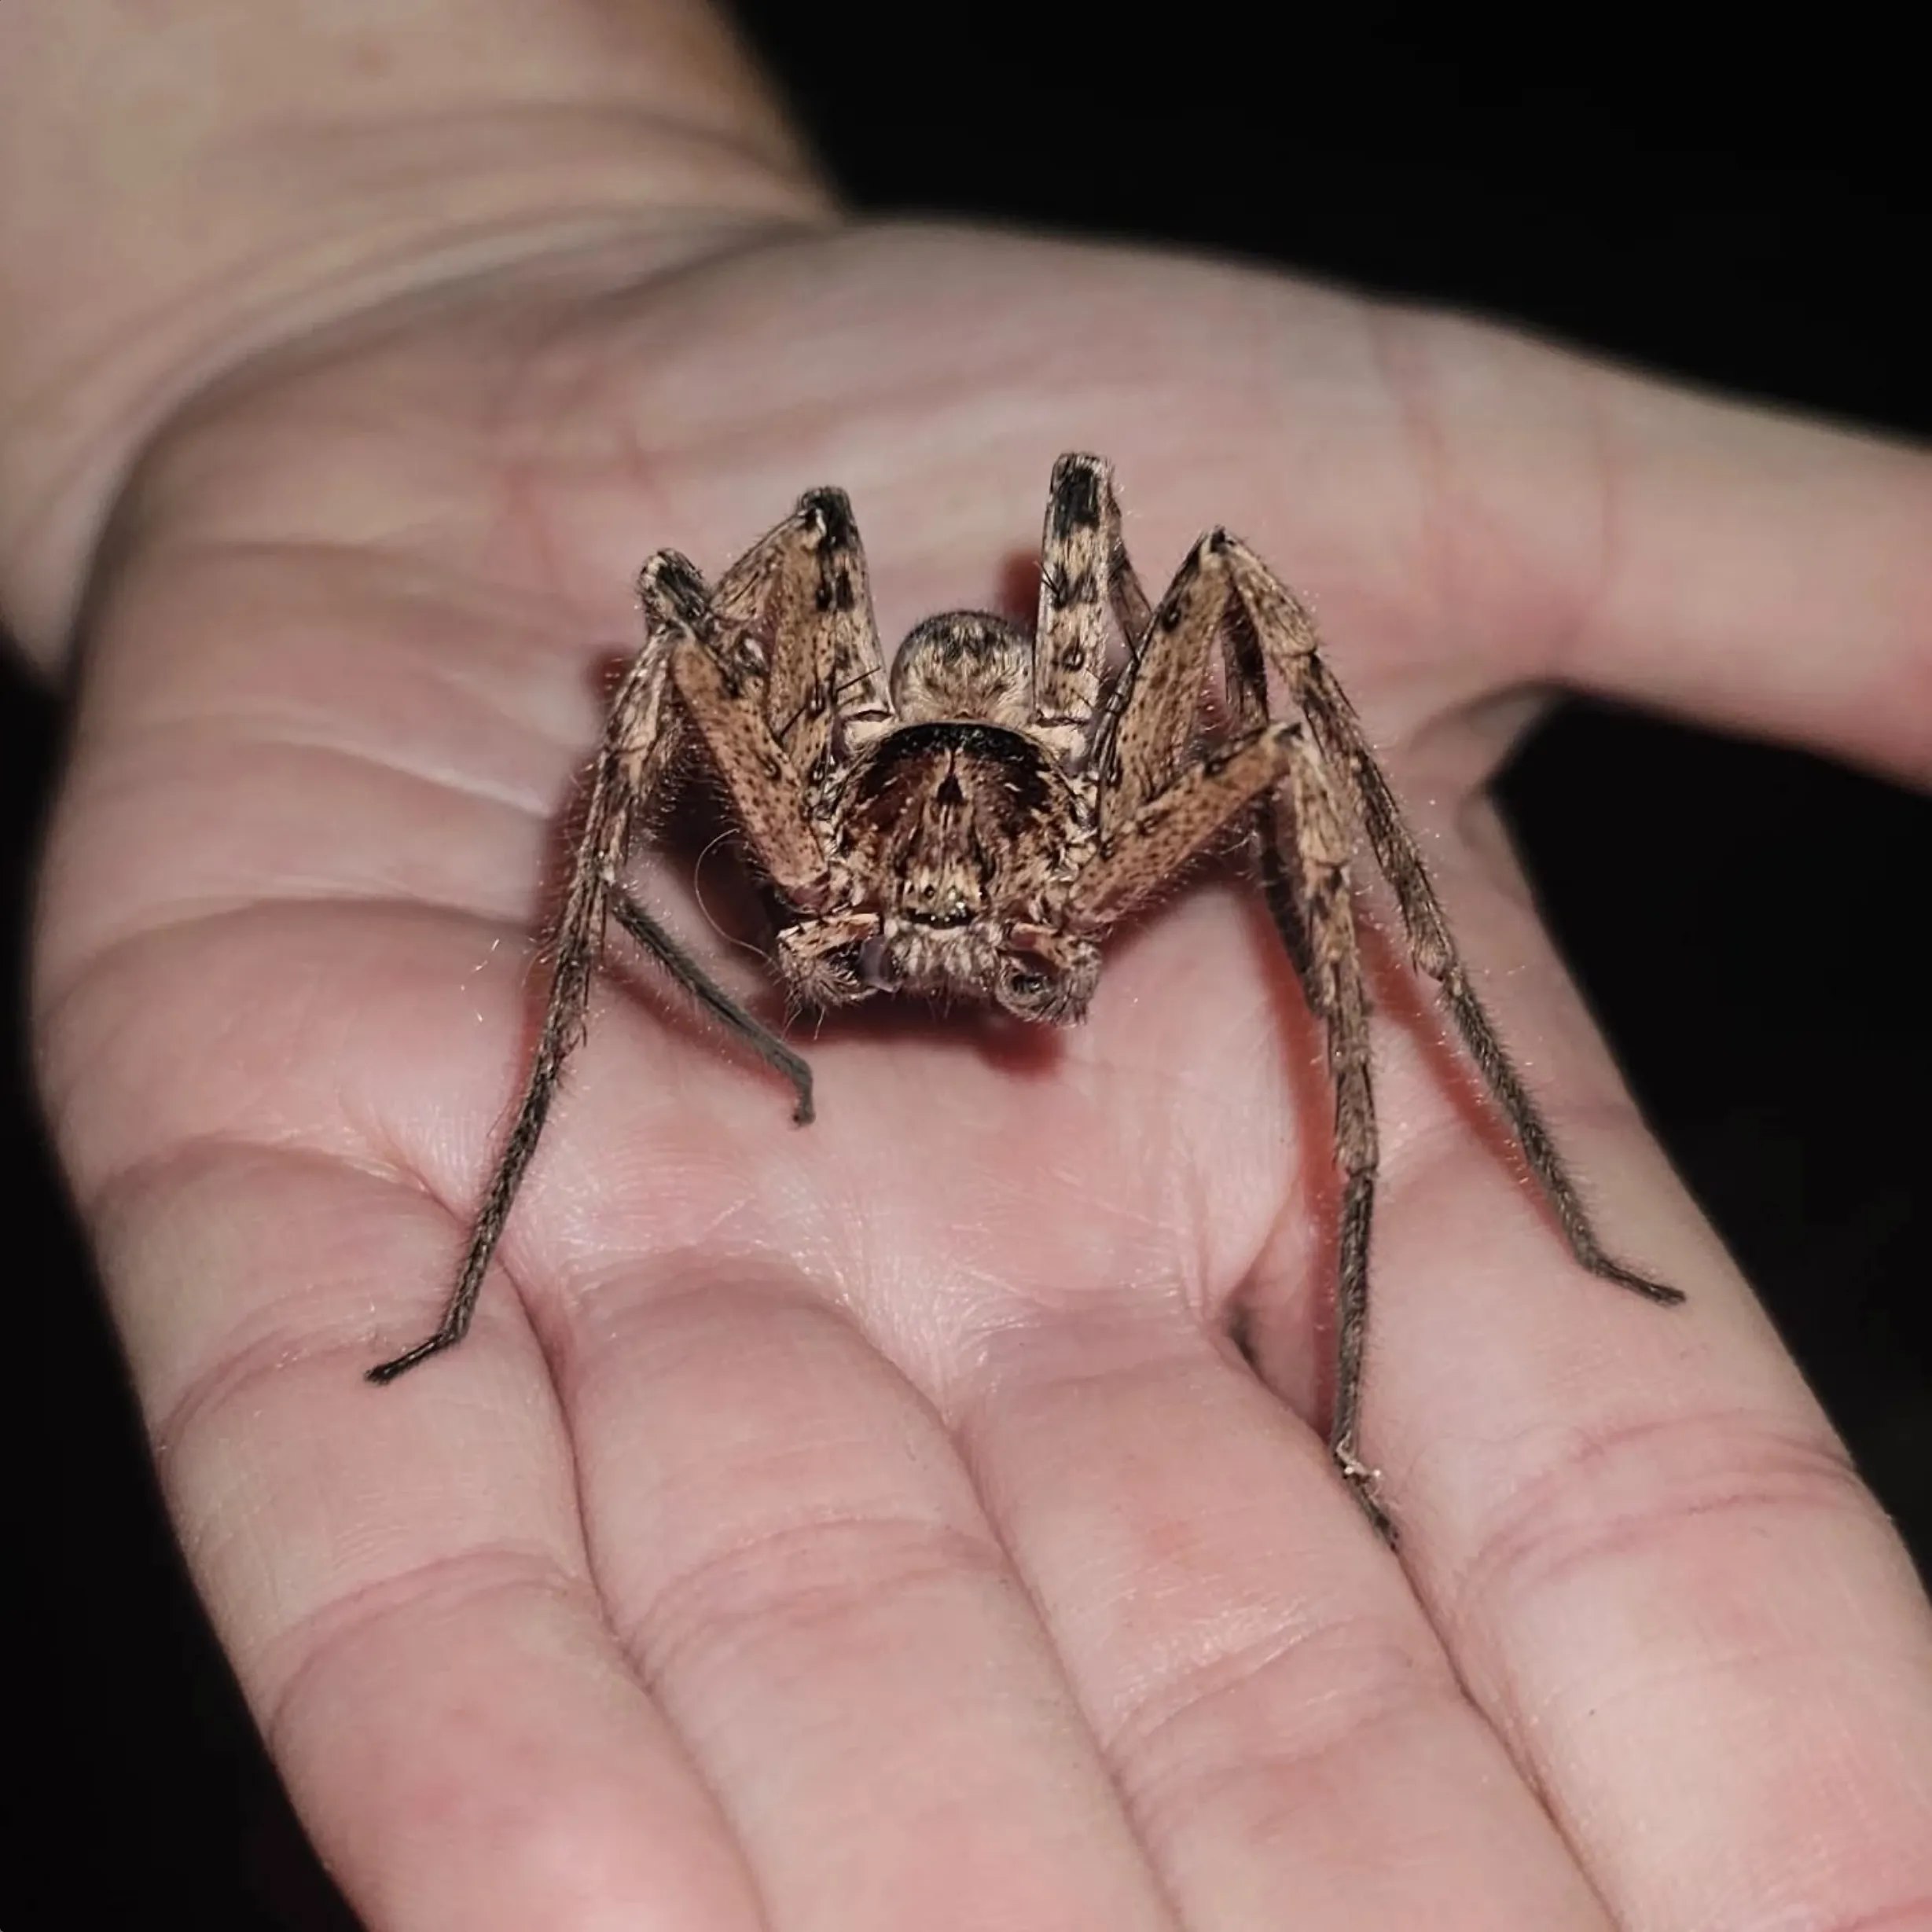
31 222 1932 1931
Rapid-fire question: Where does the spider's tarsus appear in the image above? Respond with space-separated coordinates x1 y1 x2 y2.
799 486 858 548
365 1334 457 1384
1587 1256 1687 1306
1336 1451 1398 1546
788 1065 815 1126
1047 454 1104 538
637 549 710 627
757 1037 814 1124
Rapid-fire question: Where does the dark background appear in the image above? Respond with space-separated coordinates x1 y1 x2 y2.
6 9 1926 1926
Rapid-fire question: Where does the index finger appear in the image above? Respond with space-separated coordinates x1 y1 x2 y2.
1398 312 1932 779
1347 832 1932 1931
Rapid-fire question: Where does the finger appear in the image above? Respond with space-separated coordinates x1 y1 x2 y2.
545 1248 1182 1932
88 1159 766 1932
640 894 1620 1932
39 902 781 1932
947 1298 1618 1932
1579 368 1931 780
1355 850 1932 1930
1372 308 1932 779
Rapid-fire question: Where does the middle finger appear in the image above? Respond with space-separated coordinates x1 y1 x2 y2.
951 1291 1614 1932
564 1254 1184 1932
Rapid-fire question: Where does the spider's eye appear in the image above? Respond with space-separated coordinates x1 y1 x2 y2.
1006 970 1049 997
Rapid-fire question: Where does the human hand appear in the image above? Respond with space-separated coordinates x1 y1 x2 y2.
12 8 1932 1930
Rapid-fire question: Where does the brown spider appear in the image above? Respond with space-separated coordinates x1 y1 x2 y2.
369 453 1681 1537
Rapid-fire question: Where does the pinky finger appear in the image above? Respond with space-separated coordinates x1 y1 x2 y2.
99 1143 762 1932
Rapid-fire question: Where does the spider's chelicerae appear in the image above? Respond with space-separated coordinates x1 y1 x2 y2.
369 453 1681 1537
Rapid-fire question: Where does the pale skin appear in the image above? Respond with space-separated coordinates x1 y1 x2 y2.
7 4 1932 1929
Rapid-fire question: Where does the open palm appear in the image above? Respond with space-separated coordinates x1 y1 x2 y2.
34 223 1932 1930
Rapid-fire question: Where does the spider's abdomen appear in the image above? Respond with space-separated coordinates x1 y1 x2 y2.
887 611 1034 729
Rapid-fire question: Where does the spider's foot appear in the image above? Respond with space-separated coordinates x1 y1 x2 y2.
772 1047 814 1125
365 1333 457 1385
1585 1252 1687 1307
1334 1446 1398 1547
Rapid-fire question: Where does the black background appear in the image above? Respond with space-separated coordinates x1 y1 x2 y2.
6 9 1927 1926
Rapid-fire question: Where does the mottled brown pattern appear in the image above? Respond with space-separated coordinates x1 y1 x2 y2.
369 455 1681 1540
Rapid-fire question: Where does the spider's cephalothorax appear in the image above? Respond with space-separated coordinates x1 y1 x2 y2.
784 610 1102 1024
369 454 1682 1540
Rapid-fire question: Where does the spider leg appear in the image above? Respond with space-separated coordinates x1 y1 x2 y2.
1229 680 1389 1532
668 637 836 909
1071 714 1393 1537
1031 454 1116 757
367 551 715 1381
1252 795 1316 982
715 483 895 774
607 891 813 1122
1263 755 1388 1541
1034 454 1177 804
1075 487 1391 1524
1184 528 1683 1307
698 486 898 1014
1069 723 1304 925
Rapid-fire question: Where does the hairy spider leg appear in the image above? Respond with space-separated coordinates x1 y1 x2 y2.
365 515 858 1382
1175 526 1680 1532
1058 512 1384 1530
1196 534 1682 1297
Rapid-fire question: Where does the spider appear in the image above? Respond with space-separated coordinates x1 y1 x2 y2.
368 453 1681 1537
